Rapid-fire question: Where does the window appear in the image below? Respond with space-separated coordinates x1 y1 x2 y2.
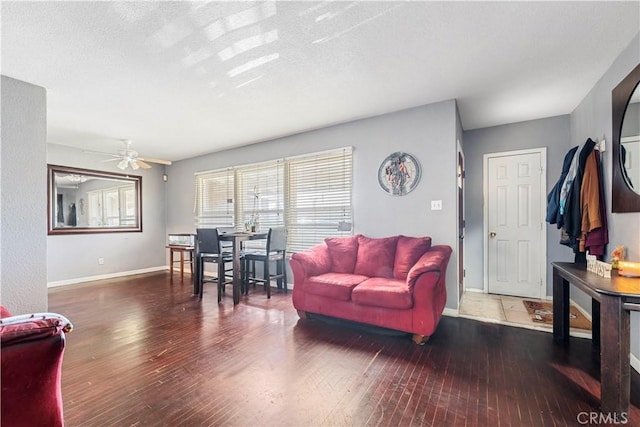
286 148 353 252
194 168 234 228
86 184 136 227
193 147 353 252
236 160 284 230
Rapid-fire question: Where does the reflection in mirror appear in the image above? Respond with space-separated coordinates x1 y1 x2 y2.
48 165 142 235
612 63 640 212
621 84 640 194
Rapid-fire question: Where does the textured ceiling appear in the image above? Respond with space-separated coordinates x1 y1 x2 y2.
2 1 639 162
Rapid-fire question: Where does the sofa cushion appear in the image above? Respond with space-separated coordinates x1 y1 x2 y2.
305 273 369 301
351 277 413 309
393 236 432 279
325 235 360 273
353 235 398 278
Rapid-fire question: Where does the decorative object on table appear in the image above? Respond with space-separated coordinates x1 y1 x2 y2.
245 185 260 232
610 245 625 269
377 151 421 196
522 300 591 330
617 261 640 277
586 253 612 278
168 233 195 247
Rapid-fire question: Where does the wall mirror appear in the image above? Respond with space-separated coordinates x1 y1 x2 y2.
48 164 142 235
612 63 640 212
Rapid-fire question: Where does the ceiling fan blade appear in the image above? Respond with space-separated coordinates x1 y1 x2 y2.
138 157 172 166
134 159 152 169
100 158 120 162
83 149 119 158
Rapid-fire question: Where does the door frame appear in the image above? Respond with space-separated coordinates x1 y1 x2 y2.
457 140 465 302
482 147 547 299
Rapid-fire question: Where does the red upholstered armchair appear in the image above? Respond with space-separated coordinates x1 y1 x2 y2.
0 306 73 427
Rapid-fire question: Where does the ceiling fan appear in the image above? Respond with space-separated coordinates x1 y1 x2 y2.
86 140 172 170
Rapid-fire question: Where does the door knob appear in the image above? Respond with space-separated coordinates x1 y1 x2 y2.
489 231 497 238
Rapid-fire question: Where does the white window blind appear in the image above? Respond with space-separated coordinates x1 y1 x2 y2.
194 168 235 228
286 147 353 252
236 160 284 250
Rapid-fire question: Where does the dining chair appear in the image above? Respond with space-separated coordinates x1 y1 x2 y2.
242 227 288 298
195 228 233 302
217 226 235 255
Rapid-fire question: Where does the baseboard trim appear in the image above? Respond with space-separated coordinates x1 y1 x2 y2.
632 353 640 375
48 266 167 287
463 288 484 293
442 307 459 317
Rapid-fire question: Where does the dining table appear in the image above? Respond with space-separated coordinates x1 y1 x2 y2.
219 231 268 304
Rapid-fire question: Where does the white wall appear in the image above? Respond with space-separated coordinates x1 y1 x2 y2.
167 100 461 308
570 33 640 361
0 76 48 313
46 143 168 284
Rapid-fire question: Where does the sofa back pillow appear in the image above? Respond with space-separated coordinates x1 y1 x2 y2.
325 235 360 273
354 235 399 278
393 235 432 279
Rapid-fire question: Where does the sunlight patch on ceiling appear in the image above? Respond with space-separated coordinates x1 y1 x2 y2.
203 1 276 42
236 75 264 89
312 3 403 45
228 53 280 78
182 46 215 68
218 29 279 62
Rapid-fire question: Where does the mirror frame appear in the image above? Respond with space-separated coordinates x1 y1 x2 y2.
612 63 640 212
47 164 143 235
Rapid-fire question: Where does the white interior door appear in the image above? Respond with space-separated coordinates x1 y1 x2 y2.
485 150 545 298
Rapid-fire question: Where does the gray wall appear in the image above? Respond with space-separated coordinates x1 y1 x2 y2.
47 143 168 284
463 115 573 295
1 76 48 313
570 33 640 360
167 100 461 308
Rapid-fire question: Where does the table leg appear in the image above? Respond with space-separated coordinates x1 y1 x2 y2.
599 294 630 415
169 249 175 283
592 299 600 350
179 250 185 281
232 238 241 305
552 269 570 343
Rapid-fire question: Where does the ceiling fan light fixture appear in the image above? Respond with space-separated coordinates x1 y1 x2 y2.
131 160 140 170
117 159 129 170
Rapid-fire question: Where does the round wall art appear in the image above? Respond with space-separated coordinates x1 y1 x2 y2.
377 151 421 196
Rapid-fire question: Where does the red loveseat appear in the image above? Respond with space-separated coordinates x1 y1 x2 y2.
290 234 452 344
0 306 73 427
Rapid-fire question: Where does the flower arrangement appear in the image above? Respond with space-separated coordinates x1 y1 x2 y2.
245 186 260 232
610 245 625 269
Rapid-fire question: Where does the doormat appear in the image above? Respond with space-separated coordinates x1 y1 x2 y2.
523 300 591 330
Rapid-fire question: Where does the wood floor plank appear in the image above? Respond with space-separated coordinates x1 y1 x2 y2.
48 272 640 426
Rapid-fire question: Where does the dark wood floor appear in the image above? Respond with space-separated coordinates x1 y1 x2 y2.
49 272 640 426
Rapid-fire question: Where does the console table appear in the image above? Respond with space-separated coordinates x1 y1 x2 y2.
552 262 640 415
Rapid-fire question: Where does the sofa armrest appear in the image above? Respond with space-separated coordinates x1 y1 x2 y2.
406 245 452 289
1 312 72 427
290 243 332 278
0 313 73 344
